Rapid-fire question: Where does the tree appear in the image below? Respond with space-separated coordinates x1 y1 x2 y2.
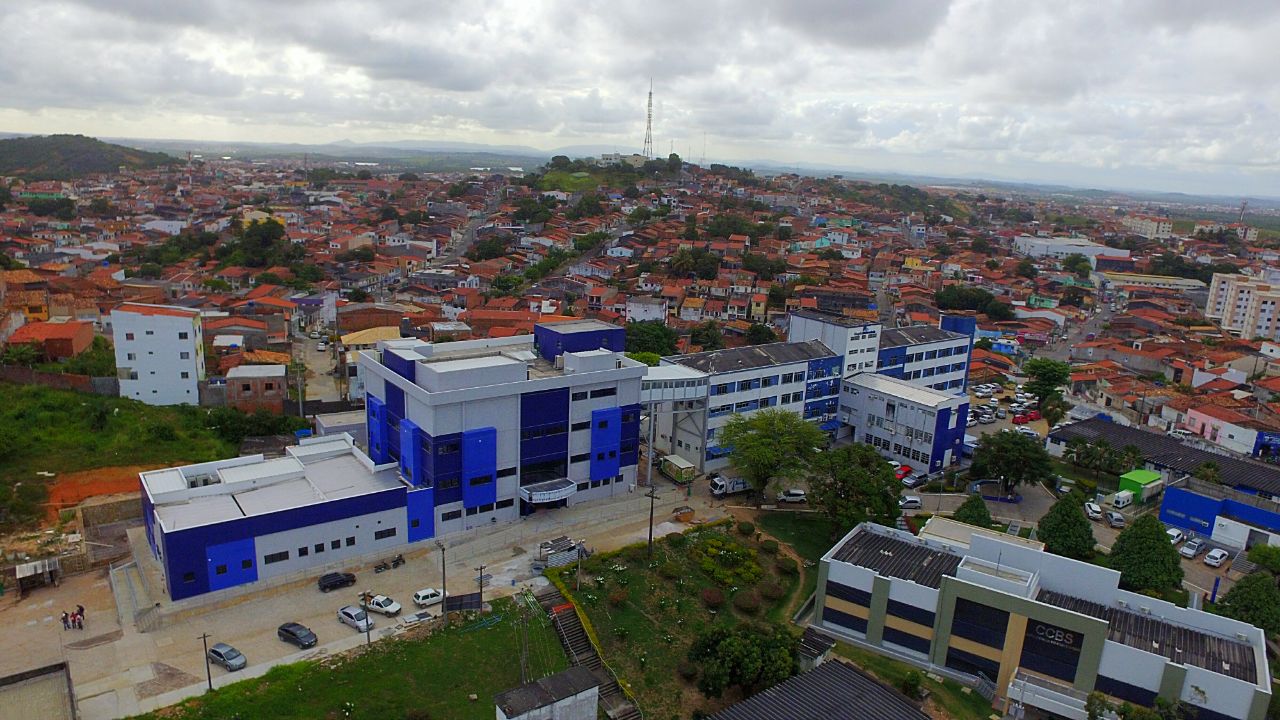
1062 253 1092 279
398 172 420 181
0 343 38 367
974 337 993 351
1195 461 1221 485
356 169 373 180
1023 358 1070 405
1116 444 1145 474
466 236 510 261
1016 258 1039 278
667 153 682 173
1109 514 1184 593
969 430 1054 494
625 351 661 366
953 494 993 528
1217 571 1280 636
1040 394 1072 428
690 321 725 350
985 258 1000 270
808 444 900 535
1248 544 1280 574
718 408 827 496
346 289 370 302
686 624 796 698
490 275 521 294
670 248 697 276
625 320 678 355
623 185 641 200
1039 492 1096 559
746 323 777 346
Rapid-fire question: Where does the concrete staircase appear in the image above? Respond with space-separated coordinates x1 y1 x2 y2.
536 586 641 720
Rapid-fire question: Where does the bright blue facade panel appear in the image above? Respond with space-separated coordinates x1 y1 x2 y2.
534 323 625 362
1159 486 1221 534
406 487 435 542
366 395 390 463
399 418 425 486
428 432 464 506
383 350 417 382
462 426 498 508
521 388 570 465
590 407 622 481
619 403 641 467
385 384 405 463
206 536 257 592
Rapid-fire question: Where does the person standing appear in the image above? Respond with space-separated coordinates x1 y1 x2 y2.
76 604 84 621
73 612 82 630
60 612 69 630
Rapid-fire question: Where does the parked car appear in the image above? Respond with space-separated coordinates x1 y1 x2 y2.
1027 410 1042 421
894 465 914 480
1105 511 1126 528
338 605 374 632
1016 427 1039 439
277 622 317 649
1084 502 1103 521
967 417 978 428
1012 414 1029 425
413 588 445 608
887 460 902 470
309 330 321 339
899 496 923 510
901 475 927 489
207 642 247 672
318 572 357 593
776 489 807 504
1166 528 1185 545
979 415 996 425
361 594 403 616
996 408 1008 419
1204 548 1230 568
1179 538 1207 559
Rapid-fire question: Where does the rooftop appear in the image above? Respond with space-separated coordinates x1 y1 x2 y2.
226 364 286 378
708 660 929 720
845 372 961 408
829 528 962 589
879 325 966 349
665 340 835 374
493 666 599 717
115 302 199 319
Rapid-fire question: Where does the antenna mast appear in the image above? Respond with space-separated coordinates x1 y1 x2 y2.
642 79 654 159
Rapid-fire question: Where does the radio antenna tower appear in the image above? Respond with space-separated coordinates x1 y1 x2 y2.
642 79 654 159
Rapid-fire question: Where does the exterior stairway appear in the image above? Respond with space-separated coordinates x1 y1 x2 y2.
536 586 641 720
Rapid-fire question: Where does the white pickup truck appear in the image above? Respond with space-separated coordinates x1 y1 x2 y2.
361 594 402 616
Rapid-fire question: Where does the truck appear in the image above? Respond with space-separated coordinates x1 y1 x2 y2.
710 474 751 498
659 454 698 485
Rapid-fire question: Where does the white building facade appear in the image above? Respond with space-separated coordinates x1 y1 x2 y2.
840 372 969 472
111 303 205 405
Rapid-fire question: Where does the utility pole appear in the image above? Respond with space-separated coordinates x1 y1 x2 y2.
436 540 448 626
198 632 213 692
646 486 660 558
475 564 487 611
360 590 373 645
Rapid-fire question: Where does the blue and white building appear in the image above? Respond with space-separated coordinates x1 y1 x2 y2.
841 372 969 472
655 341 842 472
876 324 973 393
141 320 646 601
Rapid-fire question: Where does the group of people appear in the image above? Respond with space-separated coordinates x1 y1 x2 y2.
60 604 85 631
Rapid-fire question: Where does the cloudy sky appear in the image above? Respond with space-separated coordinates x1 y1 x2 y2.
2 0 1279 195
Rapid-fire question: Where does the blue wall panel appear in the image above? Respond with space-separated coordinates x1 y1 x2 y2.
406 487 435 542
384 384 405 463
619 403 641 468
382 350 417 382
1222 498 1280 534
161 485 407 601
142 490 158 559
462 426 498 508
428 431 464 506
521 388 570 465
206 536 258 592
399 419 424 486
534 323 626 362
1159 487 1220 534
590 407 622 481
366 395 390 464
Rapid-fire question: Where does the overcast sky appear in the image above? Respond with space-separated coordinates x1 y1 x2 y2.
2 1 1279 196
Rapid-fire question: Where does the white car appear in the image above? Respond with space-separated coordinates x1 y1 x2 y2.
967 417 978 428
1179 538 1207 559
338 605 374 632
887 460 902 470
361 594 402 616
1204 548 1230 568
1084 502 1103 521
413 588 445 608
1166 528 1185 545
317 341 328 352
777 489 807 503
899 495 922 510
1015 427 1039 438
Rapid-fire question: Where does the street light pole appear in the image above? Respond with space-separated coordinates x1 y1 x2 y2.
475 564 487 612
360 590 372 646
436 540 447 626
646 487 659 558
198 632 213 693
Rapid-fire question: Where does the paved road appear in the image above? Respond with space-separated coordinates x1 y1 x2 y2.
292 330 342 402
1035 305 1114 363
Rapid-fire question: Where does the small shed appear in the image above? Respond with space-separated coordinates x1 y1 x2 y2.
494 665 598 720
1119 469 1163 503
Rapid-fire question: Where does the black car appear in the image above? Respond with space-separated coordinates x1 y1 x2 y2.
277 622 318 649
317 572 356 593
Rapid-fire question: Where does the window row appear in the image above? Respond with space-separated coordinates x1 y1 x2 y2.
123 331 191 341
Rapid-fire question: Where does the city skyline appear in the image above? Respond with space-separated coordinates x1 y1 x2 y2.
1 1 1279 195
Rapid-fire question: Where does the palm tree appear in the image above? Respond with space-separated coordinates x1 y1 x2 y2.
1117 444 1145 474
670 249 696 277
1 343 38 367
1196 461 1222 485
1081 439 1113 479
1063 437 1089 468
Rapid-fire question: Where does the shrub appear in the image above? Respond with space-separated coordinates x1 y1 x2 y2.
658 562 681 579
147 423 177 441
759 581 784 601
702 587 725 609
667 532 688 549
677 659 699 681
733 591 761 614
621 544 648 563
760 539 779 554
404 710 432 720
613 626 630 640
900 670 923 700
737 521 755 536
776 557 798 576
608 589 628 607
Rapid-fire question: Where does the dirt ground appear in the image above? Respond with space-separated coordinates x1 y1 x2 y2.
43 465 161 523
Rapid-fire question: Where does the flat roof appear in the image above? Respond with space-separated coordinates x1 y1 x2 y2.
666 340 835 374
708 659 929 720
494 666 598 716
1120 469 1162 485
829 529 962 589
791 308 881 329
1038 589 1256 683
879 325 967 349
535 318 620 334
918 516 1045 551
846 372 958 408
422 354 522 373
226 364 286 378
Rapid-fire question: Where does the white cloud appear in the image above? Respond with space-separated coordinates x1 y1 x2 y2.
0 0 1277 193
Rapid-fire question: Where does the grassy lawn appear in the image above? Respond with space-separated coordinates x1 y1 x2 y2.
1052 459 1120 493
756 511 842 604
549 521 801 719
130 596 565 720
834 642 995 720
536 169 602 192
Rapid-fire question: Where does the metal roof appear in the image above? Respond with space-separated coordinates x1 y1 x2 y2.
791 308 881 329
666 340 835 374
1050 418 1280 497
708 660 930 720
1038 589 1257 683
879 325 966 349
494 666 599 717
845 372 960 409
830 529 962 589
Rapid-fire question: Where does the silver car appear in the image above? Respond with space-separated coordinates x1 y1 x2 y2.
338 605 374 632
207 642 246 671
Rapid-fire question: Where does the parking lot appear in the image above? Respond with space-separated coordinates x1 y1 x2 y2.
965 383 1051 440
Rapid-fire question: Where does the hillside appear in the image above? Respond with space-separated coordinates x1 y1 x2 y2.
0 134 175 179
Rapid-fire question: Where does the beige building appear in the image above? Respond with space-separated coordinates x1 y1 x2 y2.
1121 214 1173 239
1206 273 1280 340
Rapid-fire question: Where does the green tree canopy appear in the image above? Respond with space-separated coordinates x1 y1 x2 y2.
969 430 1054 493
1109 514 1184 592
1016 258 1039 278
746 323 777 346
346 289 370 302
1023 358 1071 404
808 444 900 536
1038 492 1096 559
690 321 725 350
953 494 993 528
625 351 661 366
1062 253 1092 278
686 624 796 698
1217 572 1280 637
624 320 678 356
718 408 827 495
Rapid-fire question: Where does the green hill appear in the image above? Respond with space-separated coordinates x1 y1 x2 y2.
0 134 176 179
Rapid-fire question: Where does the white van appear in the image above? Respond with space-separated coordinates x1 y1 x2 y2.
1112 490 1134 509
412 588 445 608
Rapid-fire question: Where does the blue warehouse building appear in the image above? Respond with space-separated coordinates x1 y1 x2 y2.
142 320 646 601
